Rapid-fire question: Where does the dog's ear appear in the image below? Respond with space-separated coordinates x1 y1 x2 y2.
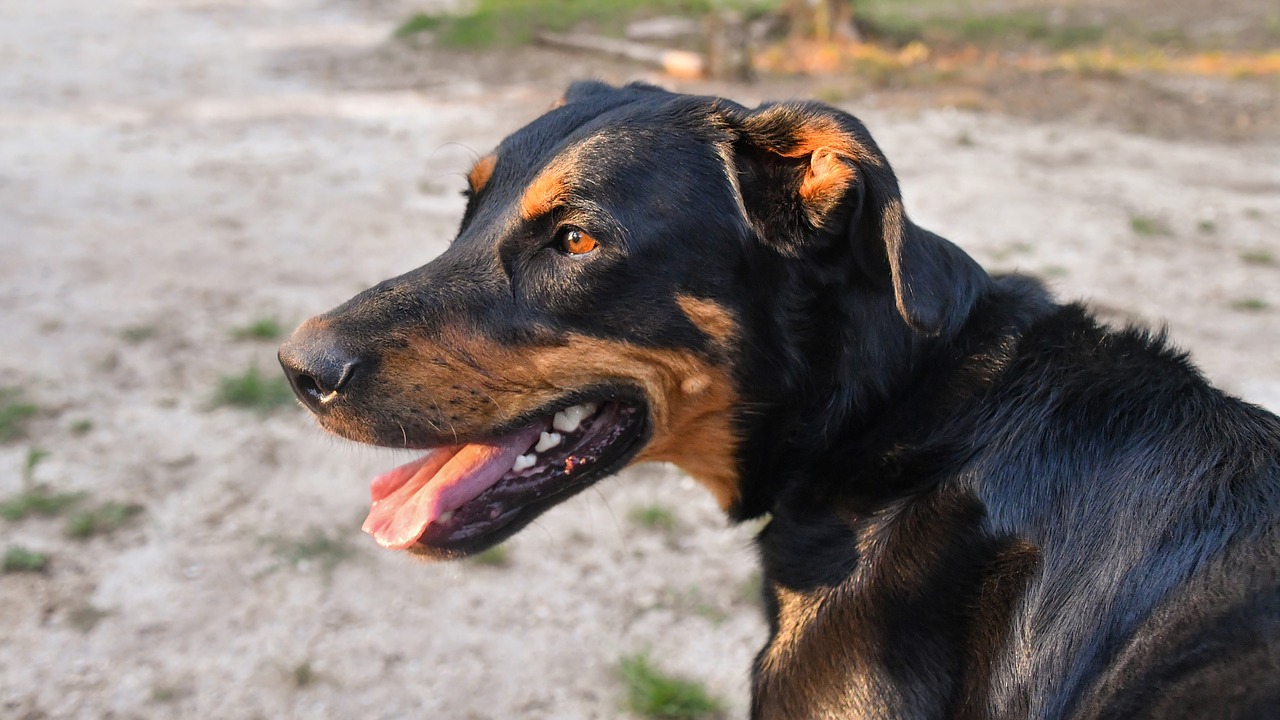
725 102 987 336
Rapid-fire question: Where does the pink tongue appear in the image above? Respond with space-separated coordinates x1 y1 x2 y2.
361 425 544 550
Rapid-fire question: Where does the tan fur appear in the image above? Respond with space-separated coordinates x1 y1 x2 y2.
799 146 857 226
520 163 569 220
736 107 875 229
374 331 742 508
676 295 738 347
467 154 497 194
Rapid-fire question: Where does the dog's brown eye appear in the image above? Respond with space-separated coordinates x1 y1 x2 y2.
557 227 598 255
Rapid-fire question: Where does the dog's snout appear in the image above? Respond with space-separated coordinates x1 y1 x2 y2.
278 324 362 413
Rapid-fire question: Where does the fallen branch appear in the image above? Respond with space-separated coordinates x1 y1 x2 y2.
535 31 706 79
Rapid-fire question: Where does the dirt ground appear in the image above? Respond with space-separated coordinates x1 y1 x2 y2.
1 0 1277 718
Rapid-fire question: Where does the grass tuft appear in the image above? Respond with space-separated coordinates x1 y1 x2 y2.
120 325 159 344
1 485 86 521
1129 215 1170 236
861 5 1105 51
629 504 679 533
23 447 49 484
3 545 50 573
397 0 772 48
739 570 765 609
65 501 145 539
659 586 727 624
67 602 110 632
231 316 286 342
213 366 296 412
470 544 512 567
1241 250 1275 266
394 12 443 38
293 662 317 688
619 653 725 719
150 684 189 704
268 527 356 578
1230 298 1270 312
0 388 39 442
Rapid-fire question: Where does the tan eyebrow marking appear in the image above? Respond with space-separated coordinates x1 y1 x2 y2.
467 153 497 194
520 160 571 220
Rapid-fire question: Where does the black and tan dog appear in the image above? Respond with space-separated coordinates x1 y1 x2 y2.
279 82 1280 718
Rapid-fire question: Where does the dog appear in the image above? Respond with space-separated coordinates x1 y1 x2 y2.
279 81 1280 718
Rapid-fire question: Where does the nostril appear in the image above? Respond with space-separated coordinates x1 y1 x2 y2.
290 359 360 402
293 371 327 404
278 333 363 413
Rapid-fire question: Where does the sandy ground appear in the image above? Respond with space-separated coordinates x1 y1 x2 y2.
1 1 1278 718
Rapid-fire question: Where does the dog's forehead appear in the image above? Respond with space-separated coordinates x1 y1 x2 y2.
495 91 723 179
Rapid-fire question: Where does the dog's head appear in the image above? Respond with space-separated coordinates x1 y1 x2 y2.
279 82 985 558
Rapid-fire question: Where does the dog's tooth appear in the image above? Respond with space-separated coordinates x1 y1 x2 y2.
535 431 562 453
553 407 583 433
553 403 599 433
512 453 537 472
437 510 454 524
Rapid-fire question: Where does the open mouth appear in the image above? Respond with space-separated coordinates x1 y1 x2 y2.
361 400 647 555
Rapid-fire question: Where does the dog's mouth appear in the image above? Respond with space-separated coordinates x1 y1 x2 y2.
361 399 647 555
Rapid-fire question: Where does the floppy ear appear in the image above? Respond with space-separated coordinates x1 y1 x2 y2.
725 101 988 336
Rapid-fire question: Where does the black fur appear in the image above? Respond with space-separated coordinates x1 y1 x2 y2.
281 82 1280 718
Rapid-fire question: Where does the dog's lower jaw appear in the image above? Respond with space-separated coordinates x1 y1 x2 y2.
365 400 651 558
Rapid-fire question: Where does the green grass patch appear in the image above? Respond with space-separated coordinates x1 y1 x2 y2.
0 387 39 442
1129 215 1170 237
738 570 765 609
1241 250 1275 266
629 504 678 533
66 501 144 539
23 447 49 484
67 602 110 632
953 12 1104 49
70 419 94 435
213 366 296 412
1 485 86 521
658 586 727 624
394 12 444 38
231 316 286 342
150 684 189 704
860 4 1105 51
120 324 159 344
268 527 356 578
619 653 725 719
398 0 772 48
470 544 512 567
1231 298 1270 312
293 662 317 688
3 545 50 573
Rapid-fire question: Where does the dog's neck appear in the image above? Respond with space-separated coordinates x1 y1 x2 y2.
730 253 1053 521
732 264 1056 717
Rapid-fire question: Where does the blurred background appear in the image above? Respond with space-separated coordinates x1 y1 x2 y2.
1 1 1277 717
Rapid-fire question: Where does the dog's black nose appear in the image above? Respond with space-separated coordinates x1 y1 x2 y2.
278 323 362 413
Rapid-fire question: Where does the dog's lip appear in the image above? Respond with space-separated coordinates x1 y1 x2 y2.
361 398 648 553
